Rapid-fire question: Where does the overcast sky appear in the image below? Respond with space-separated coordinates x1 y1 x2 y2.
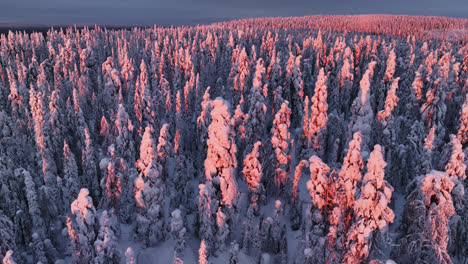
1 0 467 26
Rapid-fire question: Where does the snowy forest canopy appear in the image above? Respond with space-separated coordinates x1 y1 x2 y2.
0 14 468 264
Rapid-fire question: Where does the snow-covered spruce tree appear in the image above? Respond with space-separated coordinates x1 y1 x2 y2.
292 159 309 201
270 102 292 193
376 77 400 179
412 70 423 101
268 200 284 254
392 171 455 264
384 49 396 83
0 210 14 261
343 145 394 263
444 135 467 259
198 183 216 254
170 209 186 255
445 134 466 210
307 67 328 157
134 126 165 246
48 90 66 164
245 59 267 147
113 104 137 223
204 98 238 208
297 155 330 263
377 77 400 124
93 210 121 264
196 86 212 172
82 127 100 202
199 239 208 264
100 57 120 114
114 103 135 166
125 247 136 264
233 103 248 154
418 126 435 176
327 132 363 263
68 188 98 264
457 93 468 144
216 207 230 250
2 250 16 264
285 52 304 128
62 140 80 210
420 78 447 148
242 141 264 211
125 247 135 264
241 203 261 256
21 168 51 263
157 123 172 180
99 145 123 212
228 47 250 107
134 60 156 137
306 155 331 213
338 132 364 209
29 85 59 206
229 241 239 264
338 49 354 114
349 62 376 157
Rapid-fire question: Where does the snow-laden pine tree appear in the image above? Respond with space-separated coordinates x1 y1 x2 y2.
384 49 396 82
228 47 250 107
93 210 121 264
327 132 363 263
62 140 80 210
82 127 100 202
100 57 120 113
99 145 123 212
245 59 267 147
68 188 98 264
393 171 455 264
125 247 135 264
134 126 165 246
216 207 230 250
198 182 216 254
349 62 376 157
285 52 304 128
204 98 238 208
157 123 172 180
21 168 50 263
134 60 156 137
338 132 364 209
420 78 447 148
297 155 330 263
377 77 400 124
445 135 467 259
29 85 59 206
170 209 186 255
0 211 14 261
338 49 354 114
199 239 208 264
229 241 239 264
457 93 468 144
344 145 394 263
306 155 331 212
306 68 328 157
114 103 135 165
113 105 137 223
445 134 466 209
2 250 16 264
196 86 212 171
242 141 264 211
270 102 292 192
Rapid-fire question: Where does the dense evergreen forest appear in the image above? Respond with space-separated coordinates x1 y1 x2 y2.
0 14 468 264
